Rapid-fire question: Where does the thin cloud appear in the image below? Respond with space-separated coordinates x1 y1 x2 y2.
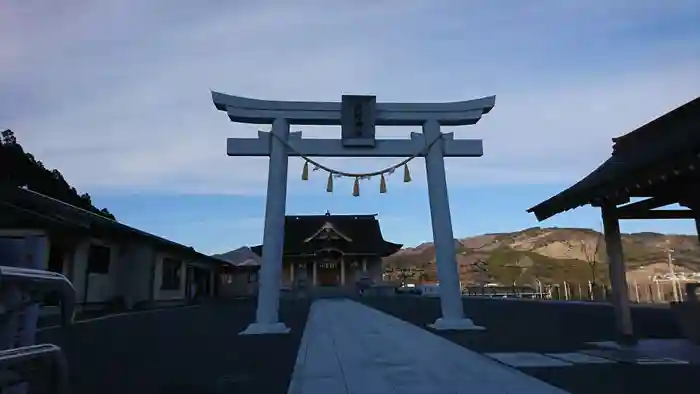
2 0 698 196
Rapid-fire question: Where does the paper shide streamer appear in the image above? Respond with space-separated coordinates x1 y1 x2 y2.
274 130 444 197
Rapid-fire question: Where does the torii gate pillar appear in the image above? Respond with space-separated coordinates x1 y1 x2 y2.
245 118 291 334
212 92 495 334
423 119 473 329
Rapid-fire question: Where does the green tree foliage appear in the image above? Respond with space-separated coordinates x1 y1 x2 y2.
485 246 609 285
1 129 116 220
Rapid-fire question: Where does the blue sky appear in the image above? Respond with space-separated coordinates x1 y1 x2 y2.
2 1 700 255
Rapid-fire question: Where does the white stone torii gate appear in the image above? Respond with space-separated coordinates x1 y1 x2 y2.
212 92 496 335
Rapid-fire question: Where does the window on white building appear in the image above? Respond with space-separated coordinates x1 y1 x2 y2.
161 258 182 290
87 244 110 274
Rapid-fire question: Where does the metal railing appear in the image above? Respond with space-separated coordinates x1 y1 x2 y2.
0 344 70 394
0 266 75 394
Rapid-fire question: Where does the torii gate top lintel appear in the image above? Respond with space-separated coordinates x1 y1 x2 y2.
221 90 497 334
211 91 495 126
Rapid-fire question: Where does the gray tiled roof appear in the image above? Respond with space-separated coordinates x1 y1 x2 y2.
0 186 227 267
251 214 402 257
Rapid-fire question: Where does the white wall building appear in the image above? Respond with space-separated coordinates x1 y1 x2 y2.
0 186 229 314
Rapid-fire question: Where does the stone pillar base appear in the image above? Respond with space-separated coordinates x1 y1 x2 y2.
428 317 485 331
616 333 639 347
239 322 291 335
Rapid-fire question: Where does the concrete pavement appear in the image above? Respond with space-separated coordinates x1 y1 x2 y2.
287 299 568 394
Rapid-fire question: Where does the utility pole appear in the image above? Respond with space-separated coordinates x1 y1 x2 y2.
667 246 680 302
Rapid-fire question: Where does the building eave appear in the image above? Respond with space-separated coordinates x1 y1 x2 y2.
526 96 700 221
0 186 226 268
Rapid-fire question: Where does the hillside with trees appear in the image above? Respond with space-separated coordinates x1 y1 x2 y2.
0 129 115 220
383 227 700 287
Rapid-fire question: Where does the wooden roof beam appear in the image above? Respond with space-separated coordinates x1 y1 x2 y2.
616 209 695 220
616 195 680 214
629 171 700 198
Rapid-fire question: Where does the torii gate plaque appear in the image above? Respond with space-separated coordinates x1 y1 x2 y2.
212 92 495 334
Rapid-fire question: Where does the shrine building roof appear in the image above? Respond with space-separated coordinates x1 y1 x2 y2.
250 213 402 257
527 96 700 221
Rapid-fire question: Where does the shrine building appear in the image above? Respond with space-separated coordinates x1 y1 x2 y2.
251 212 401 287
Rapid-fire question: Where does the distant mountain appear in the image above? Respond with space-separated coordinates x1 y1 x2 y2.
383 227 700 285
215 227 700 285
212 247 261 266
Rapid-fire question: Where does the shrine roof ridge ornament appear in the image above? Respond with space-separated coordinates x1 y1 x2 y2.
211 91 495 126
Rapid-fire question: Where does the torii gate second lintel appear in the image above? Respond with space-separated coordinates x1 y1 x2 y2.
212 92 495 335
226 130 484 158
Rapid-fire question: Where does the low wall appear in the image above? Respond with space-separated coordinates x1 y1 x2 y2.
362 295 683 340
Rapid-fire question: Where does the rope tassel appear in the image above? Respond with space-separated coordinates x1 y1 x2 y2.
301 161 309 181
379 173 387 193
283 129 445 196
326 173 333 192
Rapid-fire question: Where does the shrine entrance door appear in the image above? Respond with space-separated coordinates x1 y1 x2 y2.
316 259 341 286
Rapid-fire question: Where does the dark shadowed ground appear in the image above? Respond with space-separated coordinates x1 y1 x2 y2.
30 296 699 394
361 296 697 394
35 299 310 394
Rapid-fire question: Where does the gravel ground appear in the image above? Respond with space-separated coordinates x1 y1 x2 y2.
34 299 311 394
27 296 698 394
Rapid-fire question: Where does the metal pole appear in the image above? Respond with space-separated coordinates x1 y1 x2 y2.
667 248 680 302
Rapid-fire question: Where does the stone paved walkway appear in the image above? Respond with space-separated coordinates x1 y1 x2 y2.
362 296 700 394
287 299 569 394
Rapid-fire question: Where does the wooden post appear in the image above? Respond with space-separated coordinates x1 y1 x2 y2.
340 258 345 286
209 269 215 297
677 280 685 302
601 202 636 345
693 207 700 245
290 261 294 284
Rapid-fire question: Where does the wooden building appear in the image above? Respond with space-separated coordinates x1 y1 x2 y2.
527 96 700 344
251 212 401 288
